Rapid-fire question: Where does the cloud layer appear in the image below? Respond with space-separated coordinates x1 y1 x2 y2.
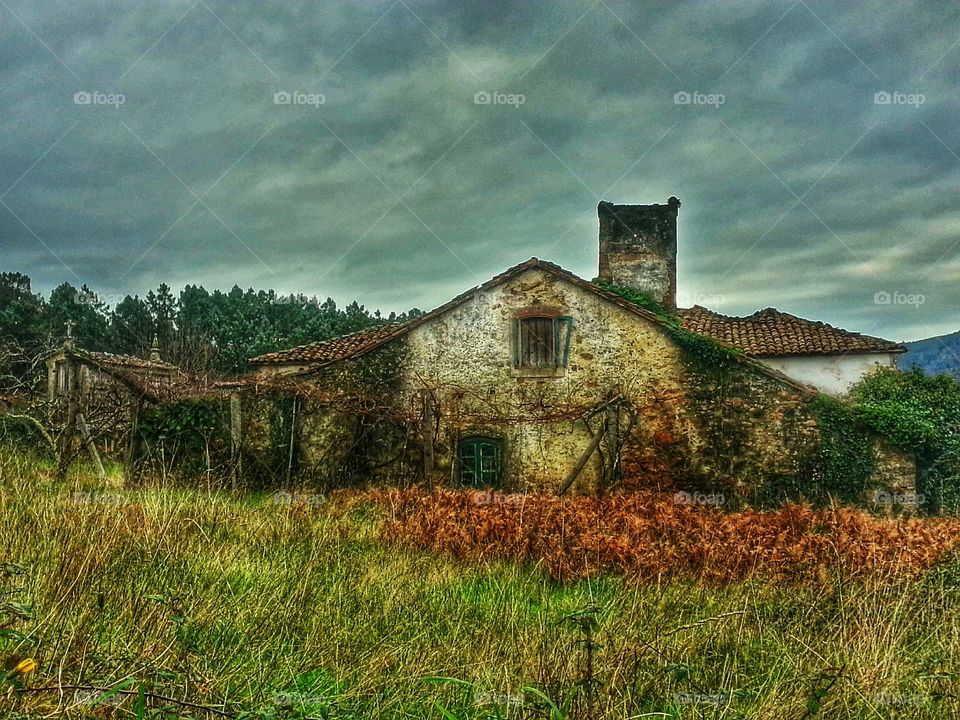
1 0 958 341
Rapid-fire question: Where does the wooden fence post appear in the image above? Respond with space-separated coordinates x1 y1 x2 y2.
77 413 106 481
124 397 143 486
285 396 298 483
55 359 78 480
422 391 435 490
558 417 607 496
229 392 243 484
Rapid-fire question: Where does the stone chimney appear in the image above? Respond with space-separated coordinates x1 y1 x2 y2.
597 197 680 310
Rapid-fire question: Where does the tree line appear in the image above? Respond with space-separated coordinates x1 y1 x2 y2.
0 271 422 393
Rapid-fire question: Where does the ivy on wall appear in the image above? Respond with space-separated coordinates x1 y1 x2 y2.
851 367 960 514
592 279 900 509
808 394 875 504
593 280 743 367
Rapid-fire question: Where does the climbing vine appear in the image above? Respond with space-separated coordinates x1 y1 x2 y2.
808 394 875 505
593 280 743 367
139 398 227 472
140 399 223 449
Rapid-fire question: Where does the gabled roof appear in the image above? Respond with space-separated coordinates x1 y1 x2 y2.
247 258 818 394
677 306 905 357
250 258 668 370
51 346 189 403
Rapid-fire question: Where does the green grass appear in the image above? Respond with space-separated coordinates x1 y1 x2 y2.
1 446 959 719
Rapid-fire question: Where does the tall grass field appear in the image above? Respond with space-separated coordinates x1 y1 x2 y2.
1 445 959 719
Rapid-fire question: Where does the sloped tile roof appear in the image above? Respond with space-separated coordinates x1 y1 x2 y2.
60 348 194 403
250 324 407 365
248 258 647 369
72 348 178 372
677 306 905 357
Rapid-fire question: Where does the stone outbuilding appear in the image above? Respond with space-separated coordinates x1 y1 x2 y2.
45 336 192 479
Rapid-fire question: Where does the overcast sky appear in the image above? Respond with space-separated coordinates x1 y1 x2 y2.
1 1 958 341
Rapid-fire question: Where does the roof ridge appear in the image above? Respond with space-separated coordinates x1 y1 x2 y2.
246 256 899 386
257 258 814 393
74 347 177 369
680 304 904 356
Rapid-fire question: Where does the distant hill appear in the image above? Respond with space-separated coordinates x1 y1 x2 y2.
898 331 960 378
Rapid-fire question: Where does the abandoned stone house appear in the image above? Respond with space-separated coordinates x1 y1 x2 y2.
236 198 913 501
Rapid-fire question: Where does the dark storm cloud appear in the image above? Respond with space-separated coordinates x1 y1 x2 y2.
1 0 958 342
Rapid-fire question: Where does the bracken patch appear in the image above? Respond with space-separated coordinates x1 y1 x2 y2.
343 488 960 583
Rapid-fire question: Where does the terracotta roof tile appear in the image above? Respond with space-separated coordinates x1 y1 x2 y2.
677 306 905 357
250 324 406 365
249 259 608 369
61 348 195 402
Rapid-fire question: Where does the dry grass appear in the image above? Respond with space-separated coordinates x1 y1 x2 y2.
1 450 959 718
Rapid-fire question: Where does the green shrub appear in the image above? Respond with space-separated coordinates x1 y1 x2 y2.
139 398 227 471
0 414 55 457
809 395 875 505
851 368 960 514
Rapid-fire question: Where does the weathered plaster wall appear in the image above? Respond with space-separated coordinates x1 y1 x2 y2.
868 442 920 511
762 353 898 397
394 268 685 492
